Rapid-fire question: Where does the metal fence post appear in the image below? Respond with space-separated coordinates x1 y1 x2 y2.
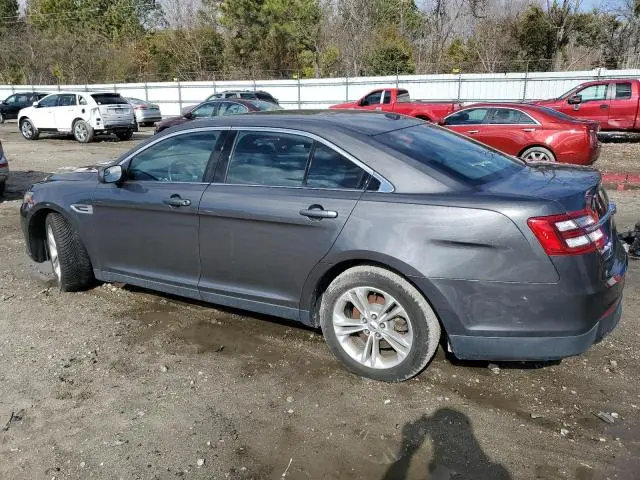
213 78 216 95
297 75 301 110
396 69 399 89
457 73 462 101
10 84 14 94
345 76 349 102
177 81 182 114
113 84 117 93
144 81 149 102
522 70 528 101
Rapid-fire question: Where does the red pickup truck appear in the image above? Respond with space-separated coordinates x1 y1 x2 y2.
535 78 640 133
329 88 462 122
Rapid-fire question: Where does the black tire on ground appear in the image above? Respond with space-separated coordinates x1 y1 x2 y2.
0 111 5 124
116 130 134 141
45 212 94 292
0 181 5 197
20 118 39 140
73 120 94 143
520 146 556 162
319 265 441 382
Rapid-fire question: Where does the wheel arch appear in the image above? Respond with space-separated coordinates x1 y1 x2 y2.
301 253 453 334
26 204 76 263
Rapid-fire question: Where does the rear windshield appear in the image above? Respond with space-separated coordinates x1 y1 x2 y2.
375 125 524 185
91 93 128 105
535 105 582 123
397 89 410 103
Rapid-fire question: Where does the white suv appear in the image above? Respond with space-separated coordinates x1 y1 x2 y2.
18 92 136 143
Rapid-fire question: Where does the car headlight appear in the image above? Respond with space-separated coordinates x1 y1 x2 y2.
23 191 35 209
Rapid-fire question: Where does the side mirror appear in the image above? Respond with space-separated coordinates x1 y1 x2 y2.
184 111 193 119
358 99 367 107
99 165 123 184
568 94 582 105
32 101 40 108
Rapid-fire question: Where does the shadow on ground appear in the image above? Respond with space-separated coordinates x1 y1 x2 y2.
1 170 49 203
381 408 512 480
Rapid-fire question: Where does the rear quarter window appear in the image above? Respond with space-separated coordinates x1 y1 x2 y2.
376 125 524 185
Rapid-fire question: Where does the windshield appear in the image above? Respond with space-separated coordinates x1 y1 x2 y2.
536 105 582 122
92 93 128 105
375 125 524 185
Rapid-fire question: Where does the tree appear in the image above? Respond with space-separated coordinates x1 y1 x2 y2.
0 0 18 30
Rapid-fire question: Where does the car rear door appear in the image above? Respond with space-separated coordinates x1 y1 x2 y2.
607 81 635 130
476 107 540 156
197 129 370 318
89 128 226 296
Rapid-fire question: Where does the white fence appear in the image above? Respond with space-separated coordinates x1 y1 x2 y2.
2 68 640 117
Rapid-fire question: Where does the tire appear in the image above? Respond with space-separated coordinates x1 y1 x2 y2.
45 212 94 292
20 118 39 140
0 181 5 197
73 120 94 143
319 266 441 382
116 130 134 141
520 146 556 162
0 111 5 124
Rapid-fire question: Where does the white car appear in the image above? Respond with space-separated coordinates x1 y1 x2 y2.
18 91 137 143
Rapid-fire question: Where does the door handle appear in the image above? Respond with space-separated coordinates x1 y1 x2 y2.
467 130 479 134
600 103 609 109
164 194 191 207
300 205 338 219
522 128 535 132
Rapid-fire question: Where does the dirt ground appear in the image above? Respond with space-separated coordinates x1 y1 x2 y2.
595 140 640 175
0 123 639 480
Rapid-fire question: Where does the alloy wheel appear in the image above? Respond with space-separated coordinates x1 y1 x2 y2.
332 287 413 369
523 150 552 162
46 225 61 281
74 122 88 142
21 121 33 139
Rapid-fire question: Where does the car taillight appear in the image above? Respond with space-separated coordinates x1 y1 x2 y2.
528 209 605 255
134 105 148 110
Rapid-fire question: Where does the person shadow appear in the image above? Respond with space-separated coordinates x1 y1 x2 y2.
381 408 512 480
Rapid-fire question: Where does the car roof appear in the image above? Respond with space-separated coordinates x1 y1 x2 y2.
454 102 581 122
45 91 121 96
169 110 424 136
200 98 262 109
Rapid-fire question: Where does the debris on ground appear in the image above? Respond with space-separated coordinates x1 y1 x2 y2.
160 365 168 373
286 396 294 403
488 363 500 374
2 409 25 432
560 428 570 436
594 412 616 424
196 458 205 468
619 221 640 258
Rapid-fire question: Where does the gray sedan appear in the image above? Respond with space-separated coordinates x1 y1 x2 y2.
126 97 162 126
20 112 627 381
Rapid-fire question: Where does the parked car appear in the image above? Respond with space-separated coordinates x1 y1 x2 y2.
181 90 280 115
157 98 281 134
439 103 601 164
126 97 162 126
18 92 136 143
20 112 627 382
329 88 462 122
534 78 640 134
0 140 7 196
0 92 49 124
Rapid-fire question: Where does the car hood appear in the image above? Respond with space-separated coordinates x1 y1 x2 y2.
43 161 115 182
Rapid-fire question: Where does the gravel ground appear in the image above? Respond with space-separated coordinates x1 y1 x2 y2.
596 140 640 175
0 123 639 480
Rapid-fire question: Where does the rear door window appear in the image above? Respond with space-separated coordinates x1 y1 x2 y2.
226 131 313 186
375 125 523 185
91 93 128 105
219 102 249 115
489 108 536 124
396 90 410 103
306 143 368 189
58 94 77 106
615 83 632 100
443 108 490 125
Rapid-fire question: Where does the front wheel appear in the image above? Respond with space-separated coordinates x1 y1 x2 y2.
320 266 441 382
116 130 133 141
45 212 94 291
520 146 556 162
20 118 39 140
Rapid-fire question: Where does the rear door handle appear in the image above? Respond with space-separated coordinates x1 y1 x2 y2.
522 128 535 132
600 103 609 109
164 194 191 207
300 205 338 219
467 129 479 134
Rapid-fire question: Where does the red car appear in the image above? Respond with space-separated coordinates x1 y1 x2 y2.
439 103 601 165
330 88 462 122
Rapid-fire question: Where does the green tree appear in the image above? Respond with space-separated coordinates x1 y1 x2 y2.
365 28 414 75
0 0 18 30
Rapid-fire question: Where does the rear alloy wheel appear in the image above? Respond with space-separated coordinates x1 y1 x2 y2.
0 111 5 124
45 212 94 291
20 118 39 140
521 146 556 162
73 120 94 143
320 266 441 382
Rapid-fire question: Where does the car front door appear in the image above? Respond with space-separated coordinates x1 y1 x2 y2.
32 94 60 129
561 83 610 127
442 107 492 143
54 94 79 132
607 81 635 130
89 128 225 296
197 129 370 319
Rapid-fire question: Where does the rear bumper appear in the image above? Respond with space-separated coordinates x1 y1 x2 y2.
447 300 622 361
135 111 162 123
